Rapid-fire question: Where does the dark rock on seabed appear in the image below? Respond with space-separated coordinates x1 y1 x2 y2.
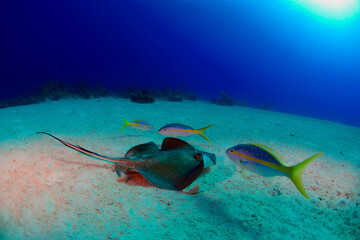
211 92 234 106
130 89 156 103
0 81 202 108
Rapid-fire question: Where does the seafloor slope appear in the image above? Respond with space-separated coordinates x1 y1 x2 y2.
0 98 359 239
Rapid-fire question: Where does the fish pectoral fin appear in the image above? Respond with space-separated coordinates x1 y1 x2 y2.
241 168 250 179
262 176 277 181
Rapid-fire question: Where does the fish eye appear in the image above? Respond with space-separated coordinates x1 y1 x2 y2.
194 153 202 161
163 129 166 131
230 149 234 153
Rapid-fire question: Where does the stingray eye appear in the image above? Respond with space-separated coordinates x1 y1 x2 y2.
194 153 202 161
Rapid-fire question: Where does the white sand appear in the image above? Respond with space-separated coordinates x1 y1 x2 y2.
0 98 359 240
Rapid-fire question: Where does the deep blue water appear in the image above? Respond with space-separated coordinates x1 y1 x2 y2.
1 0 360 127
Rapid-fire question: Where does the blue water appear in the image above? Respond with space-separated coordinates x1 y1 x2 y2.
1 0 360 126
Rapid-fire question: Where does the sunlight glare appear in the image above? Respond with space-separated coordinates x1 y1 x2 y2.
292 0 360 20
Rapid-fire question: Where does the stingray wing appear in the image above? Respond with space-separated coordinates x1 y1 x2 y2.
135 148 204 191
160 137 196 151
125 141 160 158
125 138 204 190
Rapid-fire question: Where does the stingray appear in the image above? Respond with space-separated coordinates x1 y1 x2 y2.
38 132 216 191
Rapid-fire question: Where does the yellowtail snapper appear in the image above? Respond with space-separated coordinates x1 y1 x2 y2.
120 117 153 132
226 143 323 198
158 123 214 141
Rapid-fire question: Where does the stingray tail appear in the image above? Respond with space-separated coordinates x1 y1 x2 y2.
289 152 323 199
196 125 214 142
37 132 132 164
120 117 131 132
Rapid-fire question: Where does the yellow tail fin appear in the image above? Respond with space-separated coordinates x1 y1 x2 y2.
197 125 214 142
120 117 131 132
289 152 323 199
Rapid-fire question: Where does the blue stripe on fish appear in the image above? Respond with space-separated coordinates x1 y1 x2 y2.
235 144 284 166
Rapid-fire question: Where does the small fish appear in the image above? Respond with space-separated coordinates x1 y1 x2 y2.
158 123 214 141
226 143 323 198
120 117 153 132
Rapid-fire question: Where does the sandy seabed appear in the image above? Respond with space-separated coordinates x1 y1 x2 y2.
0 98 359 240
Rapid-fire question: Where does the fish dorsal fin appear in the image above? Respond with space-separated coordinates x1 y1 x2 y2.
250 143 286 165
125 142 160 158
161 137 195 151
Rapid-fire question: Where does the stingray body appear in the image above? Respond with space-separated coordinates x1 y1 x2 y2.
38 132 216 191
